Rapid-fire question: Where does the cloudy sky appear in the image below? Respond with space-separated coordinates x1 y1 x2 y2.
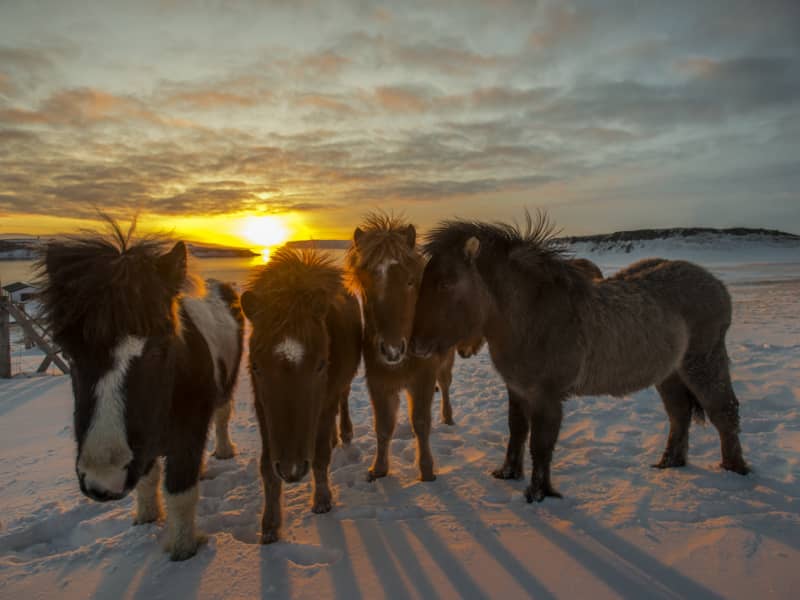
1 0 798 245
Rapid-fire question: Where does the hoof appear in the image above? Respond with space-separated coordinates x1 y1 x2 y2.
441 416 455 426
419 470 437 482
133 508 162 525
339 432 353 446
722 461 750 475
260 529 280 545
652 456 686 469
524 482 562 503
367 466 388 482
491 464 523 480
166 532 207 561
212 445 237 460
312 498 333 514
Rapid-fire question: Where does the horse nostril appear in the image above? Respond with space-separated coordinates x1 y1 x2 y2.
399 339 407 355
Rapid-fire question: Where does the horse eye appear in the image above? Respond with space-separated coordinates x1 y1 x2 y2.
250 363 260 375
407 279 415 287
316 360 327 374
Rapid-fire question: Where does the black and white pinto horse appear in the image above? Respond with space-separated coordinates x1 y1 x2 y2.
38 224 244 560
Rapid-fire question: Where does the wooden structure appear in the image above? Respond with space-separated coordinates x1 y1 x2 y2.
0 295 69 377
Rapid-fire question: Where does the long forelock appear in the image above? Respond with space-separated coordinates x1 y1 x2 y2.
37 230 185 349
344 214 421 295
246 247 342 343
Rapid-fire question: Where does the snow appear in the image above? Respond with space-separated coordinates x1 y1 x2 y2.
1 245 799 599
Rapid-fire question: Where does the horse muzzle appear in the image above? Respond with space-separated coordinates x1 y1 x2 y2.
78 470 129 502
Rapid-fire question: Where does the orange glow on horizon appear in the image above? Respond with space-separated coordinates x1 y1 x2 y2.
2 210 328 252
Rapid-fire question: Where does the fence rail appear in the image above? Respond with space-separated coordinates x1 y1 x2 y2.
0 296 69 378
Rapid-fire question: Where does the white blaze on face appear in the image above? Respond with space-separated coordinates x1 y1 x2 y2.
274 337 304 365
78 335 145 497
376 259 398 298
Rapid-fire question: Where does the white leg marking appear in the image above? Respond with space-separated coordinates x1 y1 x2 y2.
274 337 304 365
79 335 145 496
134 460 163 524
164 484 205 561
182 283 239 390
212 402 237 459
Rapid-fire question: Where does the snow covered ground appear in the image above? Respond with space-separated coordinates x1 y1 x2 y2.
1 244 798 599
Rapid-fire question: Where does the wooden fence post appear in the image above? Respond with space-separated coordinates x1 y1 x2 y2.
1 297 11 378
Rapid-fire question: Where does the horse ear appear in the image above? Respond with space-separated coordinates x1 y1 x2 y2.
158 241 187 292
464 237 480 262
353 227 364 248
403 224 416 249
240 290 260 320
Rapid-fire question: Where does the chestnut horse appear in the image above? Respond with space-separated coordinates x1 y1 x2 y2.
345 213 442 481
411 213 748 503
38 221 243 560
241 248 361 543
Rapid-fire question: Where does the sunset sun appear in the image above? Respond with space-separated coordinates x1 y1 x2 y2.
241 215 290 250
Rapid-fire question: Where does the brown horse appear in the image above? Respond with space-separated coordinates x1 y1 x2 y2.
411 212 748 503
570 257 603 280
345 213 442 481
241 248 361 543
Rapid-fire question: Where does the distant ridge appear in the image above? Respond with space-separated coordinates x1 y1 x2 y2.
285 239 351 250
560 227 800 244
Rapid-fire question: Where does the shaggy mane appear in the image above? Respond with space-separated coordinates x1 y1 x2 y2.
344 211 422 294
35 217 188 348
246 247 344 335
423 210 592 287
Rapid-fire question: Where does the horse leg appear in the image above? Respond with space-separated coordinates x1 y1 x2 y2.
525 395 563 503
163 424 208 560
439 364 454 426
133 458 163 524
312 401 339 514
338 385 354 446
254 399 283 543
211 399 237 459
680 347 749 475
408 370 437 481
492 387 529 480
367 387 400 481
653 373 694 468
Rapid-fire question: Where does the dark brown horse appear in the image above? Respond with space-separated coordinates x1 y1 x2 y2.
447 258 600 362
241 248 361 543
345 213 442 481
411 213 748 503
38 220 243 560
